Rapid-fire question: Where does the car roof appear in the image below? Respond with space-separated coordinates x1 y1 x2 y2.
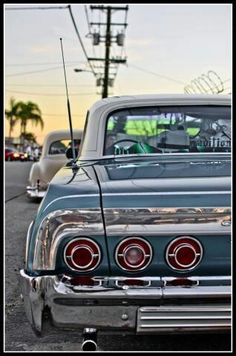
79 93 231 160
88 93 231 113
43 129 83 141
41 129 83 157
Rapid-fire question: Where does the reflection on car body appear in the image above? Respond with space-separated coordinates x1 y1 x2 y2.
26 129 83 200
20 94 231 350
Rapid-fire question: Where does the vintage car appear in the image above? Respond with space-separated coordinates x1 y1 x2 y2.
26 129 83 200
20 94 231 351
5 147 28 161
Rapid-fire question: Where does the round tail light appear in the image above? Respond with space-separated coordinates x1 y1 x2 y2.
115 237 152 271
166 236 203 271
64 238 101 271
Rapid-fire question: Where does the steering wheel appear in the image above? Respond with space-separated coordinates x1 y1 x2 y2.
112 138 139 147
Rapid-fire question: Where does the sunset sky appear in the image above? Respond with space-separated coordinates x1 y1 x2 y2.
4 3 232 145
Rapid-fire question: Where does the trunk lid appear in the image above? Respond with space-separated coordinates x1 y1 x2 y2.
94 155 231 277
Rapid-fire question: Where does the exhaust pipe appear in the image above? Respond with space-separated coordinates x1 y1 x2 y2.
81 328 97 351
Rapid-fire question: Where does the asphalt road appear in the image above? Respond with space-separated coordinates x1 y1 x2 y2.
4 161 232 352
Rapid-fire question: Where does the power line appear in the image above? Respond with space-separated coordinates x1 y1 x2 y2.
129 64 186 85
42 113 85 117
6 4 98 79
5 61 85 67
6 83 94 88
67 5 97 77
5 63 77 77
6 90 98 96
6 66 66 77
5 6 68 10
84 5 91 34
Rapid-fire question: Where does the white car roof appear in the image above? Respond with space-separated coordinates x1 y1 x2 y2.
42 129 83 157
80 94 231 160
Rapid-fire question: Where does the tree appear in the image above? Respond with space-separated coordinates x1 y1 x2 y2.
16 101 44 140
5 97 20 137
20 132 37 144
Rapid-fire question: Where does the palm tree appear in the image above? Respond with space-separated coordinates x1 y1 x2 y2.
5 97 20 137
20 132 37 144
16 101 44 141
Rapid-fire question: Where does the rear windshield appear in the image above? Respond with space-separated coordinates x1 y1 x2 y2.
48 139 71 155
104 105 231 155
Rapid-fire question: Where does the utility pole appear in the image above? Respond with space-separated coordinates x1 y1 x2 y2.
88 5 128 98
103 6 111 98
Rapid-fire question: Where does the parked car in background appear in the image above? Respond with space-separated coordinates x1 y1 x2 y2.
5 147 27 161
19 150 29 161
5 147 20 161
26 129 83 200
20 94 231 351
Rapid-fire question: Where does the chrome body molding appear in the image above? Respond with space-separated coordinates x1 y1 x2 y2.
33 209 103 270
137 305 231 334
103 191 231 196
42 193 231 213
19 270 231 334
42 195 100 212
26 186 46 199
25 221 34 266
103 207 231 235
32 207 231 270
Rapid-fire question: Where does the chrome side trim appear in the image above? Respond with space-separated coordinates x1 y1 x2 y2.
162 285 231 299
42 191 231 212
137 305 231 334
43 195 100 212
26 186 46 198
104 207 231 235
33 209 104 270
162 275 231 287
25 221 33 266
32 207 231 270
139 306 231 312
103 191 231 196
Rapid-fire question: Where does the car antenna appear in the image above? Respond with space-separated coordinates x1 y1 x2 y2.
60 38 78 170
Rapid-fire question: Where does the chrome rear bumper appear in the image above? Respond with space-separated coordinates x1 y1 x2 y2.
26 186 46 199
137 305 231 334
19 270 231 335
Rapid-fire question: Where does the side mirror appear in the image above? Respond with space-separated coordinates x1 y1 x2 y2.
65 147 78 160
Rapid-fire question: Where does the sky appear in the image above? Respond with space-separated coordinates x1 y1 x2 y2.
4 3 232 145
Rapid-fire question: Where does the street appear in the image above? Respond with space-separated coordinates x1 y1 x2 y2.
4 161 231 352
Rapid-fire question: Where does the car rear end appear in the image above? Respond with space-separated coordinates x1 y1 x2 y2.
19 95 231 341
20 163 231 336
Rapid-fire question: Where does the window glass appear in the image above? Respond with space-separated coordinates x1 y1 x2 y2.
48 139 71 155
104 106 231 155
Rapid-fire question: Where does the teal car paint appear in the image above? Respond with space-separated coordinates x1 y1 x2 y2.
20 94 231 340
